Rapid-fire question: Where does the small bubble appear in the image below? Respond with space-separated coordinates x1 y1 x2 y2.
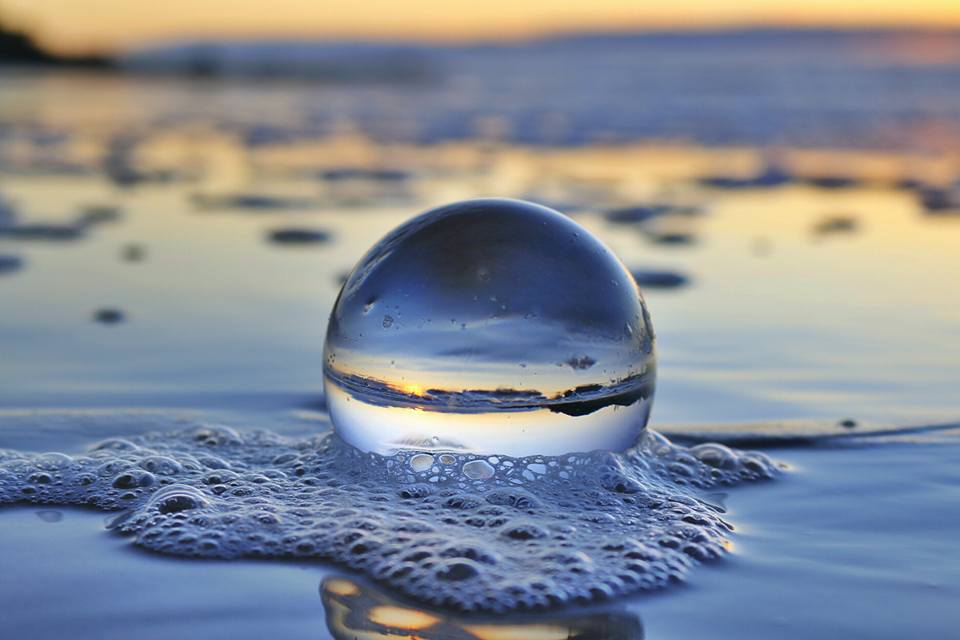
502 522 548 540
36 453 74 470
139 456 183 475
690 444 737 470
148 485 211 514
35 510 63 523
112 470 155 489
435 560 480 581
463 460 495 480
410 454 434 472
90 438 139 452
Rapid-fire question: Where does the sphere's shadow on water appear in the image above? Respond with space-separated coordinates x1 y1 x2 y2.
320 574 644 640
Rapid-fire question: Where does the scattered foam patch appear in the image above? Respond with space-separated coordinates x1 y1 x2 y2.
0 424 779 612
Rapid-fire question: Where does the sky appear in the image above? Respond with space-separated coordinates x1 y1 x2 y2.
3 0 960 53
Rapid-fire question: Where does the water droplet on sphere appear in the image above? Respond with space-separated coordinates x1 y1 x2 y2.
324 199 656 456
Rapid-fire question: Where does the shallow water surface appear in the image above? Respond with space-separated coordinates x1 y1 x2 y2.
1 73 959 638
0 410 779 612
1 411 957 639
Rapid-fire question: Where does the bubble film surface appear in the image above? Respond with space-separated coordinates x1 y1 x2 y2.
0 424 778 612
325 198 657 456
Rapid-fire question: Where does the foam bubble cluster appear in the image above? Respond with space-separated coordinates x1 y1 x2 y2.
0 425 778 612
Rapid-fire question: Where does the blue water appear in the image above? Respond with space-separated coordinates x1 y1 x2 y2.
109 29 960 150
1 409 957 639
1 49 959 637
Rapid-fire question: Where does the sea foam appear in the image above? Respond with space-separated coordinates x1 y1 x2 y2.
0 423 778 612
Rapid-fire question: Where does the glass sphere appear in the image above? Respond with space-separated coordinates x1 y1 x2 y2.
324 198 655 456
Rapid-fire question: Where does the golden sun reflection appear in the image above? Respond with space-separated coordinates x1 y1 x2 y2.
368 605 440 630
324 578 360 597
462 623 576 640
402 383 426 397
320 576 643 640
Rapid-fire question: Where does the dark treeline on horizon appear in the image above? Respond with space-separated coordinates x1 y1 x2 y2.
3 16 959 75
0 18 110 67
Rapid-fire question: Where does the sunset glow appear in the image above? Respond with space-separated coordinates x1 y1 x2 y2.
3 0 960 53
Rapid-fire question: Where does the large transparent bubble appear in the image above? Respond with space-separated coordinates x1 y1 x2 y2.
324 198 656 456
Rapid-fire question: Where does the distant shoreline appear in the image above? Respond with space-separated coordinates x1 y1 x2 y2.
4 23 960 78
0 22 111 69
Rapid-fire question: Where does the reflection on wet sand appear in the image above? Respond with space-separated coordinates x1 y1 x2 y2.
321 576 644 640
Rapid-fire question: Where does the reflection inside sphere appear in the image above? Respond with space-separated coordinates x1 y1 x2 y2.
324 199 656 456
